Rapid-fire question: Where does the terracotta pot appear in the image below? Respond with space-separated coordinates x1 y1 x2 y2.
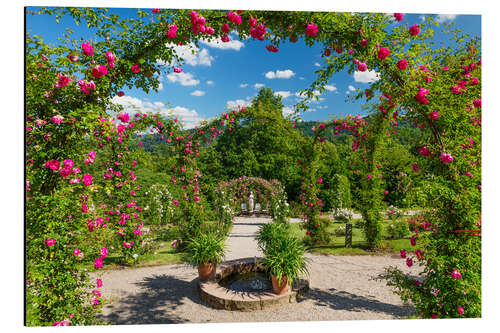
271 274 289 295
198 262 215 281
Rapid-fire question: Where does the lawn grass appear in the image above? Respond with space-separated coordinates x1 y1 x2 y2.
289 218 411 256
81 242 188 272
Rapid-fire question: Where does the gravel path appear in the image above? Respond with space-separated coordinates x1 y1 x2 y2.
96 216 416 324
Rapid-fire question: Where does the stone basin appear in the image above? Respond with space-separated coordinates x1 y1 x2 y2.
198 257 309 311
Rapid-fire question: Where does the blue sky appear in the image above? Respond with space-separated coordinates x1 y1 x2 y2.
26 8 481 127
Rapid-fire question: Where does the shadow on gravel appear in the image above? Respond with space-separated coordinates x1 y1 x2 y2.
305 287 412 317
99 275 203 325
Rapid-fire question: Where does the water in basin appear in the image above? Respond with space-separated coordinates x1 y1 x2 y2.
219 272 272 292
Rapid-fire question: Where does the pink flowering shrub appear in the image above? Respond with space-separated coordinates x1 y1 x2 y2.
26 7 481 324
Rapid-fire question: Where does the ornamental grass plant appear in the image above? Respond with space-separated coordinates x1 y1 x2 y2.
258 223 309 286
186 232 226 267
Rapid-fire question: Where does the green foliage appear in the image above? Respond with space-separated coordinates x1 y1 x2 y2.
256 222 291 253
330 174 352 214
186 233 226 267
333 224 347 237
142 183 174 226
385 219 409 239
378 144 414 207
303 215 334 246
259 228 309 285
205 89 305 201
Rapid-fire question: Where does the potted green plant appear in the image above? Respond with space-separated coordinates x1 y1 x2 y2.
186 233 226 281
256 222 290 253
260 232 309 295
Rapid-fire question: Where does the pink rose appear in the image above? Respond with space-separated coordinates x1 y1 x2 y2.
52 115 64 124
409 24 421 36
377 47 390 60
100 247 108 259
68 53 79 62
406 257 413 267
440 153 454 164
394 13 404 21
45 160 60 170
305 23 318 37
457 306 464 315
55 75 70 88
96 278 103 288
397 59 408 70
429 110 439 120
357 61 367 72
81 42 94 56
117 112 130 123
173 67 182 73
94 257 103 269
82 173 93 186
417 145 431 157
46 239 55 247
415 88 430 104
451 269 462 279
131 63 141 74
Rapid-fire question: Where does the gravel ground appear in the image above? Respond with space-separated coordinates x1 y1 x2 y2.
96 216 417 325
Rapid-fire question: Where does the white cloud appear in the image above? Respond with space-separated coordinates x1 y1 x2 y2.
274 91 292 99
299 77 305 80
239 83 248 88
282 106 295 117
165 106 204 129
226 99 252 109
385 13 397 22
436 14 458 23
324 84 337 92
254 83 265 89
111 95 148 114
295 90 321 98
190 90 205 97
419 15 426 22
199 37 244 51
166 71 200 86
158 82 163 91
111 95 203 129
317 105 328 109
158 43 214 67
206 80 214 85
348 85 356 91
314 62 321 67
353 70 380 83
264 69 296 79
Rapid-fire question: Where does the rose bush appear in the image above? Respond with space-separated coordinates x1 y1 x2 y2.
26 7 480 325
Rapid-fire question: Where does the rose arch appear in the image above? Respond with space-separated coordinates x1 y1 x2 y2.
215 176 289 219
26 7 481 325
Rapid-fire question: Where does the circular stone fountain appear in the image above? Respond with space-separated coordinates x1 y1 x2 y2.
198 257 309 311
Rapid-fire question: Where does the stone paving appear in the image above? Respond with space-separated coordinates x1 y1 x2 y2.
97 216 416 324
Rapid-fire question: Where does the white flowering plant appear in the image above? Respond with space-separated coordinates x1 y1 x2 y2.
143 183 174 226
